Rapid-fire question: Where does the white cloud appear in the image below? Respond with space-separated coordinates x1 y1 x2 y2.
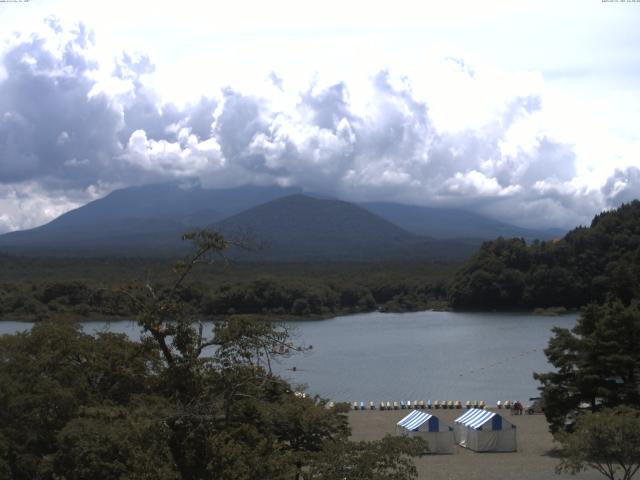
0 10 639 233
120 129 223 177
0 182 104 233
442 171 521 197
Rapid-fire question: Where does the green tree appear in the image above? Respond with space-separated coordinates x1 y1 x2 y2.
0 432 10 480
123 229 427 480
555 407 640 480
449 200 640 310
0 230 426 480
42 402 180 480
534 301 640 432
0 320 161 479
308 435 427 480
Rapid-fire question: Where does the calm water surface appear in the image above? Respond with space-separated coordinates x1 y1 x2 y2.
1 311 577 403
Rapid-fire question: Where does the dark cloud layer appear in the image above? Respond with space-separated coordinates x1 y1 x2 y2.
0 30 120 186
0 19 637 233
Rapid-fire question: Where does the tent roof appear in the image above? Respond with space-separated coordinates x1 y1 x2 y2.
454 408 500 430
397 410 435 431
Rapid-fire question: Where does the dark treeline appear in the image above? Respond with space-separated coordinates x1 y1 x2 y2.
448 200 640 310
0 259 454 321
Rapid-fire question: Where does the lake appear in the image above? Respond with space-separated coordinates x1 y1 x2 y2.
1 310 578 404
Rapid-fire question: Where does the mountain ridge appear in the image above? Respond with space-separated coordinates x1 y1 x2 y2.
360 201 564 241
214 194 440 261
0 183 566 259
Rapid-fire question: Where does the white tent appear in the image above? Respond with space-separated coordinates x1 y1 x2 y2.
396 410 455 454
454 408 517 452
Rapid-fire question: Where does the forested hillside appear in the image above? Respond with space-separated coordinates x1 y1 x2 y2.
448 200 640 309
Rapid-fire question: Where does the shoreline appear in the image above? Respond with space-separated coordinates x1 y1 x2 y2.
0 305 581 324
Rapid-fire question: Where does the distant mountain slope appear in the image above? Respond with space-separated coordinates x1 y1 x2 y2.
0 183 562 259
361 202 564 241
0 217 188 255
215 194 478 261
0 184 302 255
40 183 304 229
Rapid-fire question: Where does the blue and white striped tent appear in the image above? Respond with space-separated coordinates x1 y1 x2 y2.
454 408 517 452
396 410 455 454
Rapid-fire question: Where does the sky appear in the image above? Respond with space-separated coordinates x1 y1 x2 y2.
0 0 639 233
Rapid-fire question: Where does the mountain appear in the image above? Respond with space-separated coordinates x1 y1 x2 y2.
0 183 563 259
0 217 188 256
361 202 564 241
36 183 303 229
0 184 302 255
215 194 478 261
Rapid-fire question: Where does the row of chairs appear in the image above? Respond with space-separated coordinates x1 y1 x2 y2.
314 397 513 412
349 400 490 411
377 400 427 410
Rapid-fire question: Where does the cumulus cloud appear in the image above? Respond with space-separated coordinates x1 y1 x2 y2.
602 167 640 205
0 27 121 186
442 171 521 197
0 181 102 233
0 18 636 234
121 128 223 177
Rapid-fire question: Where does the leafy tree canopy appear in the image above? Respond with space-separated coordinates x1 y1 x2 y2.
449 200 640 310
555 406 640 480
534 301 640 433
0 230 426 480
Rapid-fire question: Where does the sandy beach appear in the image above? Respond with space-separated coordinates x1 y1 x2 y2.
349 408 602 480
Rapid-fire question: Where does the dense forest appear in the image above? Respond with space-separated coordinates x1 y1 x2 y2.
0 257 453 321
448 200 640 310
